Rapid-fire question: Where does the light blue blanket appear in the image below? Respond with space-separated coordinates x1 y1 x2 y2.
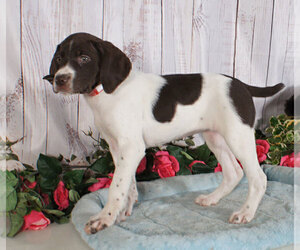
72 165 297 250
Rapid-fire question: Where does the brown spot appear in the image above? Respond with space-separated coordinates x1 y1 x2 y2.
116 184 119 187
246 205 250 209
102 224 108 229
108 212 111 216
122 193 124 196
116 198 119 201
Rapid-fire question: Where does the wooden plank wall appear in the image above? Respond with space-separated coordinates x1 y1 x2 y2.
4 0 294 166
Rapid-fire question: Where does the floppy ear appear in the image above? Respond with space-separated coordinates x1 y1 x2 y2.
43 45 61 85
43 74 54 84
93 40 132 94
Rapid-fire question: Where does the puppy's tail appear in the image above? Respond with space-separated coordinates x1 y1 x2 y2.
244 83 285 97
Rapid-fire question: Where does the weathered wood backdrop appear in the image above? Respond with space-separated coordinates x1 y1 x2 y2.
4 0 294 166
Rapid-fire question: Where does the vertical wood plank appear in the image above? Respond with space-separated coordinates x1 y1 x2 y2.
142 0 162 74
5 0 24 159
261 0 294 126
234 0 274 128
162 0 193 74
103 0 161 73
191 0 237 74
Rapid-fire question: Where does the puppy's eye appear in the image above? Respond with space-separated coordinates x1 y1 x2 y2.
56 56 62 63
78 55 91 65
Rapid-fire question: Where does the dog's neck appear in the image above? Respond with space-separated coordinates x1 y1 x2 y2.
89 84 104 97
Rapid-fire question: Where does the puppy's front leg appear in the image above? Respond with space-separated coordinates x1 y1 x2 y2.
85 140 145 234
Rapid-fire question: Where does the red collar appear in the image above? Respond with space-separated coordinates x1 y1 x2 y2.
89 84 104 97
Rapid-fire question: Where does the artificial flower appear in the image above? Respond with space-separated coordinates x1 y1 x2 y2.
53 181 69 210
152 151 179 178
22 210 50 231
88 173 114 192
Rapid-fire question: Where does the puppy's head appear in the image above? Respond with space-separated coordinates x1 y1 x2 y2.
43 33 132 94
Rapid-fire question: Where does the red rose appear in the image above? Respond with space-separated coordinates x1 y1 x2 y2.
24 179 37 189
41 193 50 206
188 160 206 172
20 176 37 191
152 151 180 178
256 139 270 163
214 163 223 173
136 157 146 174
280 152 300 168
53 181 69 210
22 210 50 231
214 160 243 173
88 173 113 192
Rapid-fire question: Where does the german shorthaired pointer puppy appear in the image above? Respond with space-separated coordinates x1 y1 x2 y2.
43 32 284 234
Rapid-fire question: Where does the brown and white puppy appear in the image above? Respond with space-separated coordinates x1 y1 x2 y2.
43 32 284 234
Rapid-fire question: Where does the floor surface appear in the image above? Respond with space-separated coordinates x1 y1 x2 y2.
3 222 298 250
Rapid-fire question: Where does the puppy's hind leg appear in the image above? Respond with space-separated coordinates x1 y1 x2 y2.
195 131 244 206
223 125 267 224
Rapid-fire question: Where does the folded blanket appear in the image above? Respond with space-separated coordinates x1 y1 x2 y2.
72 165 296 250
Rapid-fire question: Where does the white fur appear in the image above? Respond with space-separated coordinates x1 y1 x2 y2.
83 71 267 233
54 64 75 93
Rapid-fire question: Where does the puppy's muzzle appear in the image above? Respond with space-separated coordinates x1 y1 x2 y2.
55 74 71 86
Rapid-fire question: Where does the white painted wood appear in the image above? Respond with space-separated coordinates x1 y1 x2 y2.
142 0 162 74
5 0 24 159
191 0 237 75
262 0 294 127
0 0 6 141
234 0 275 129
162 0 194 74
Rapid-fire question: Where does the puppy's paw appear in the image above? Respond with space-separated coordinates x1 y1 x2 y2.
84 213 115 234
195 194 219 207
229 209 254 224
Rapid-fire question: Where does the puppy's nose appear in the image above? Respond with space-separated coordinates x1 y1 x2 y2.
55 74 71 86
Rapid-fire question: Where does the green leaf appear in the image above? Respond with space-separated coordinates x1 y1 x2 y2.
6 171 18 188
58 216 69 224
69 189 80 203
30 195 43 208
188 144 211 162
58 154 64 161
85 177 98 184
100 139 109 150
192 162 214 174
6 153 19 161
285 131 294 143
269 116 279 127
7 212 24 237
70 154 77 161
43 209 65 217
180 151 194 161
63 170 84 189
15 201 28 217
166 145 183 156
6 185 17 211
39 176 59 192
91 153 114 174
37 154 62 179
24 175 35 183
176 166 191 176
206 155 218 168
185 139 195 147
